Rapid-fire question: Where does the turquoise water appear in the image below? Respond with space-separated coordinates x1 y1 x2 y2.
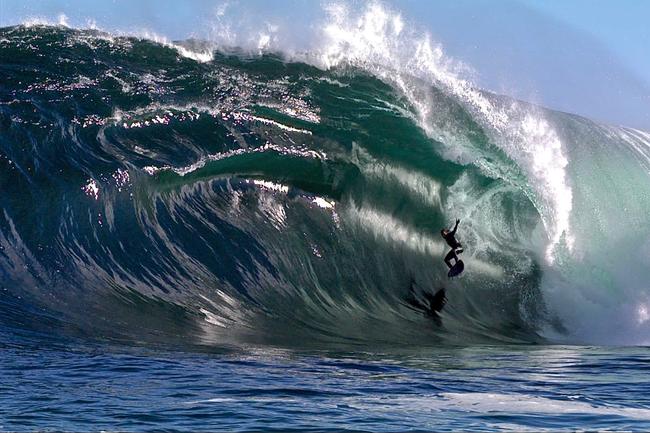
2 25 650 430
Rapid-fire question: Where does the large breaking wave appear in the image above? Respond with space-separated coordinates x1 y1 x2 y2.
2 3 650 347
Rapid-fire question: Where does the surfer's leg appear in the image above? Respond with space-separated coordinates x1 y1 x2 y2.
444 249 457 268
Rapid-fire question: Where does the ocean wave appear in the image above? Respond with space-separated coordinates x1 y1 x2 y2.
1 22 650 347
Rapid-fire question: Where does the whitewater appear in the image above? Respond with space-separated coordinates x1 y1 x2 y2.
2 2 650 431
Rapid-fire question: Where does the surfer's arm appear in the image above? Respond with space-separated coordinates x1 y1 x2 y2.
450 219 460 235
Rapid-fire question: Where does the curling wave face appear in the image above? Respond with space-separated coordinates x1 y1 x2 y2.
1 22 650 348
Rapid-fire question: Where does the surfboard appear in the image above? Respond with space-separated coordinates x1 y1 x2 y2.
447 259 464 278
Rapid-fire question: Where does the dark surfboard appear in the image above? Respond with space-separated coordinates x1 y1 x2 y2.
447 259 464 278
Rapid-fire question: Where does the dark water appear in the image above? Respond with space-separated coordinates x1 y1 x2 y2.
2 25 650 431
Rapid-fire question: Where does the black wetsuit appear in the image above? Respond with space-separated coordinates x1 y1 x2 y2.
442 220 463 269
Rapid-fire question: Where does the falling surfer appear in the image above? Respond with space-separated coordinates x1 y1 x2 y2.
441 218 464 277
403 218 464 322
405 280 447 324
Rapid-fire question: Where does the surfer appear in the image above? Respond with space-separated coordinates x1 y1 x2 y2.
441 219 463 269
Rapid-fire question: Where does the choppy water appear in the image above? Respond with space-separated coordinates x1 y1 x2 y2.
3 333 650 431
2 13 650 431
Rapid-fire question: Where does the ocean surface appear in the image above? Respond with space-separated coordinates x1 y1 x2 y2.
2 21 650 431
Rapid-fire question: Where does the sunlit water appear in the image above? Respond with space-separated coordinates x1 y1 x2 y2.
2 333 650 431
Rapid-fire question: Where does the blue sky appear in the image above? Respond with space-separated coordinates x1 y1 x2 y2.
1 0 648 130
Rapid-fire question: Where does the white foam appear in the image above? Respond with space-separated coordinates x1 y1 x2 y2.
22 15 69 28
57 14 69 27
20 16 214 63
110 29 215 63
439 392 650 419
202 391 647 423
142 139 325 178
312 197 335 209
111 168 130 190
308 2 573 264
251 180 289 194
315 2 506 129
143 166 161 176
240 113 313 135
82 179 99 200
